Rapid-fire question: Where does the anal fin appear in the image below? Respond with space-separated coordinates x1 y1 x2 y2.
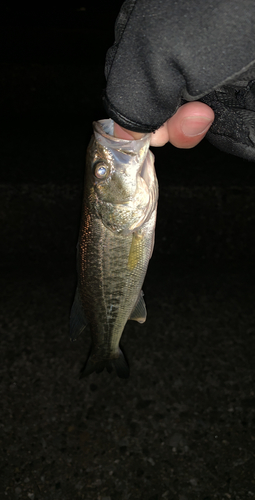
129 290 147 324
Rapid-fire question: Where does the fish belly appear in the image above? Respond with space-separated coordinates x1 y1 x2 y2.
78 204 156 357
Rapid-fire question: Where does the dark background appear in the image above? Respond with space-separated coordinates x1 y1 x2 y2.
1 2 255 499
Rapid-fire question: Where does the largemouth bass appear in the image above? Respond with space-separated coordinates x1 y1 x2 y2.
70 119 158 378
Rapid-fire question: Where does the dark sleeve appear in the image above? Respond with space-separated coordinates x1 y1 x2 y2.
103 0 255 160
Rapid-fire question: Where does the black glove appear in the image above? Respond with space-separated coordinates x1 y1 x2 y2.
103 0 255 161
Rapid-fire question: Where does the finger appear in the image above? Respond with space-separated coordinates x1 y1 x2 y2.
150 102 214 148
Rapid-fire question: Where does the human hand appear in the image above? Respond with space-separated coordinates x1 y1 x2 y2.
114 101 214 148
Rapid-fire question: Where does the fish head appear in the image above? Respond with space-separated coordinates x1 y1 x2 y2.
85 119 157 233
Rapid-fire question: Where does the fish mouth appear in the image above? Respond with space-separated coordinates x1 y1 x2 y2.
93 119 151 158
92 118 158 234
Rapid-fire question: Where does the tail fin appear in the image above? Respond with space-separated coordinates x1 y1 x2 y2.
80 347 129 379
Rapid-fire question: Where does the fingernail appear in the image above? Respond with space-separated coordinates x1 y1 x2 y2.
181 116 213 137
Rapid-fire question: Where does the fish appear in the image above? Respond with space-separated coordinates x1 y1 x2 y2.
70 118 158 379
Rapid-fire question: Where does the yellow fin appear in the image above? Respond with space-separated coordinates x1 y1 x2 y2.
128 232 143 270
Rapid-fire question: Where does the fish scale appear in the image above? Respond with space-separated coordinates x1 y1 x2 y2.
70 119 158 378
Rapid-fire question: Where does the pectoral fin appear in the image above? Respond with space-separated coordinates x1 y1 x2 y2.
70 288 89 341
129 291 147 323
128 232 144 270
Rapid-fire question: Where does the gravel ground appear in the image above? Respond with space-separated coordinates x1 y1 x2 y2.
1 182 255 499
1 257 255 500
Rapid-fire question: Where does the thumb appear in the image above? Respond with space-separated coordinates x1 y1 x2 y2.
151 102 214 148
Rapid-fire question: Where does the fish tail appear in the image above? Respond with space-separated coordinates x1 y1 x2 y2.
79 347 129 379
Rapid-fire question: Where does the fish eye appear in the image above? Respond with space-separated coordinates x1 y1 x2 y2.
93 161 108 179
